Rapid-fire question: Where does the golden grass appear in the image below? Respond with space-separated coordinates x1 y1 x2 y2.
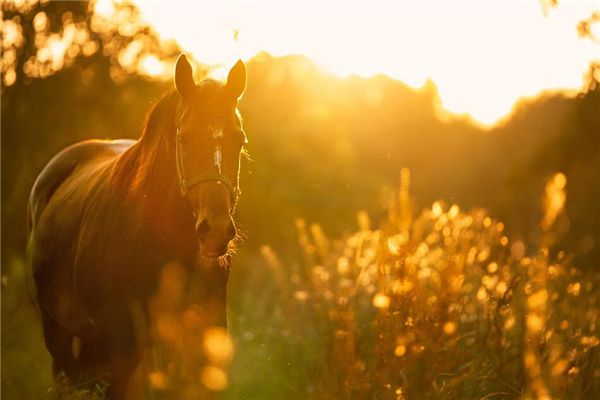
254 170 599 399
9 170 598 399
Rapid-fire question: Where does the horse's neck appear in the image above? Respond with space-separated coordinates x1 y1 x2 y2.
116 136 197 260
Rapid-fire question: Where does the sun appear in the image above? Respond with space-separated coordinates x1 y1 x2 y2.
133 1 599 127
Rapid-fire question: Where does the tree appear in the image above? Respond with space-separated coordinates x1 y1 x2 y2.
1 0 185 261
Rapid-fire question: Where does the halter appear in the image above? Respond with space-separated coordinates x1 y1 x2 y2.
175 128 239 206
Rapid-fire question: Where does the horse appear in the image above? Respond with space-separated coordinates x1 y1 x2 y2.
26 54 247 398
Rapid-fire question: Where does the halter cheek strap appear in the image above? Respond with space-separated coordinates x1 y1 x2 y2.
175 129 239 205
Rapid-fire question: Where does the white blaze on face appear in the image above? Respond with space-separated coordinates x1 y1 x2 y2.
214 144 222 174
212 127 224 174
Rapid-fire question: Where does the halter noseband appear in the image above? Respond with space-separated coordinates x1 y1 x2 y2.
175 128 239 206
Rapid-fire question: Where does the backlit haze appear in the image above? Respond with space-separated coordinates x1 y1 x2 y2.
128 1 599 127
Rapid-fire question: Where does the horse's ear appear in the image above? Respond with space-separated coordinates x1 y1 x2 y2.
226 59 246 100
175 54 196 98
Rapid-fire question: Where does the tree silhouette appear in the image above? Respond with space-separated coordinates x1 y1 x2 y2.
1 0 180 89
1 0 183 260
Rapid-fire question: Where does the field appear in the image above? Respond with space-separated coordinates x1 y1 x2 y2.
226 171 599 400
2 1 600 399
3 170 598 399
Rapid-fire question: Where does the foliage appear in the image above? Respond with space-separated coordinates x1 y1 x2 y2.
237 54 600 270
227 172 599 399
2 2 599 271
2 1 600 399
1 0 186 259
1 258 53 398
1 0 179 88
3 173 598 399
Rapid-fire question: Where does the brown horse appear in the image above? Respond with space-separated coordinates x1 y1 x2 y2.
27 54 247 398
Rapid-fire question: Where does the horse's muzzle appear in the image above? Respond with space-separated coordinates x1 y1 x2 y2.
195 215 236 257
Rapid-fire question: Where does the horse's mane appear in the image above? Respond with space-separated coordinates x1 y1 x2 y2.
112 80 226 195
140 89 180 146
112 89 179 193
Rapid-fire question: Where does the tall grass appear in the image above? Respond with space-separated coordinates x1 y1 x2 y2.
3 170 598 399
228 169 599 400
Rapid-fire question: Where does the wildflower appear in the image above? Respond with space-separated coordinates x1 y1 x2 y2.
373 293 391 309
148 371 168 390
203 327 234 364
201 366 228 391
567 282 581 296
527 313 545 333
443 322 457 335
394 345 406 357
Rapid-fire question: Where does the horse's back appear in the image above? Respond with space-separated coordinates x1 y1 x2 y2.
28 139 135 233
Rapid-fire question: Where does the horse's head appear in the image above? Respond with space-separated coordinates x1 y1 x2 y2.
173 54 247 259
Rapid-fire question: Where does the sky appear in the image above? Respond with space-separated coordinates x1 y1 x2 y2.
130 1 600 127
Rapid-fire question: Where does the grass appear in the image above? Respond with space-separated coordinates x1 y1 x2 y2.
2 170 598 399
226 170 599 399
1 258 53 399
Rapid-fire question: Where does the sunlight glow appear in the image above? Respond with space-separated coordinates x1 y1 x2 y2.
139 54 165 76
95 0 115 18
134 1 599 127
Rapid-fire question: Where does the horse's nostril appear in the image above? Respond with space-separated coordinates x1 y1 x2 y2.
196 217 235 245
226 222 237 241
196 218 211 239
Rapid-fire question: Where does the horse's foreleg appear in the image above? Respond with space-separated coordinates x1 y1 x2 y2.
40 309 79 382
105 354 139 399
103 311 141 399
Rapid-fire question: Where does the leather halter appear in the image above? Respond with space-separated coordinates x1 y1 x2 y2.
175 128 239 206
